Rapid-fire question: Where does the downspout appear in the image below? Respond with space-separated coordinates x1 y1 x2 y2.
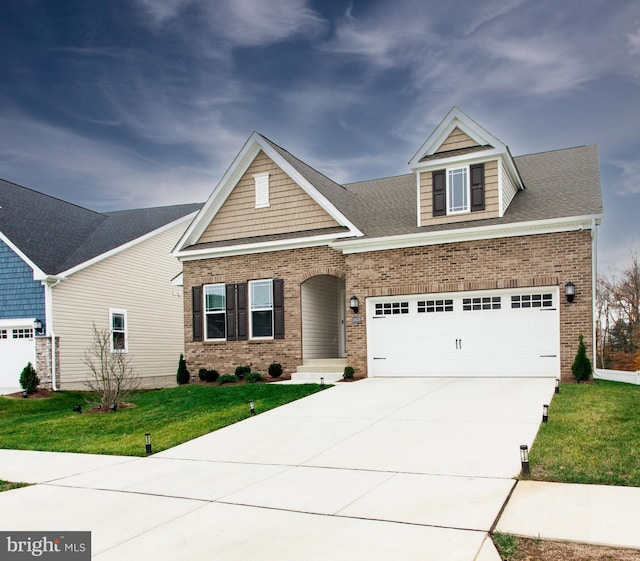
591 217 598 369
43 278 62 391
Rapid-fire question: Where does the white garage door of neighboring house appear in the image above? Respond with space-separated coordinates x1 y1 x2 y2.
367 287 560 378
0 322 36 388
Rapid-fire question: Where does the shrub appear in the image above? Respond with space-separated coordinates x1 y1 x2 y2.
572 334 593 383
245 371 265 383
343 366 355 380
234 365 251 380
268 362 283 378
205 369 219 383
198 368 207 382
176 354 190 385
218 374 239 385
19 362 40 394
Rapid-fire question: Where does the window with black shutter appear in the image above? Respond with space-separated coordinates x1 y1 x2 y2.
431 163 485 216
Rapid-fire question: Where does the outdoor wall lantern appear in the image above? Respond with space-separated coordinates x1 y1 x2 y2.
520 444 530 475
249 400 256 415
542 404 549 423
565 281 576 303
145 433 152 455
349 295 360 314
33 319 43 334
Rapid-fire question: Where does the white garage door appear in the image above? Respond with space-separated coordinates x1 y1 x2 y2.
0 322 36 388
367 287 560 377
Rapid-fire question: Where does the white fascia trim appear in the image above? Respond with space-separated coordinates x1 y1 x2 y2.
332 214 603 255
175 232 347 262
59 212 197 278
256 140 363 237
0 231 46 280
175 134 363 253
0 318 37 328
412 148 504 172
408 107 508 167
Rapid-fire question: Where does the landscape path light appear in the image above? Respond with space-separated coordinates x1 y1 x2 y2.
145 433 152 455
520 444 530 475
249 400 256 415
542 404 549 423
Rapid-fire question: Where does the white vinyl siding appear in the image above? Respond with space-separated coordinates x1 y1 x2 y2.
51 223 188 389
301 275 342 359
501 160 518 214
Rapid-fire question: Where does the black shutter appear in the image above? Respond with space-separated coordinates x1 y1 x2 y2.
273 279 284 339
192 285 203 342
470 163 485 212
237 283 248 341
225 283 236 341
432 170 446 216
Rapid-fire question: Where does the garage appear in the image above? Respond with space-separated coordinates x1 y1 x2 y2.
0 321 36 389
367 287 560 378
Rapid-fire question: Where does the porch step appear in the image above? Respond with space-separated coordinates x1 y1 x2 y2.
291 359 346 384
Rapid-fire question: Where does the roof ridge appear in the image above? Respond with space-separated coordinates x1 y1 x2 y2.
0 176 104 217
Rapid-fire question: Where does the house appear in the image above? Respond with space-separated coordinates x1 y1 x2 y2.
0 178 201 391
173 107 603 382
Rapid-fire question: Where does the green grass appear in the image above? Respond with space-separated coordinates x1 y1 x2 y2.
529 380 640 487
0 480 30 492
492 532 519 560
0 384 324 456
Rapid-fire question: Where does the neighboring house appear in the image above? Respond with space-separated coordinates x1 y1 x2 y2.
0 177 201 390
173 107 603 382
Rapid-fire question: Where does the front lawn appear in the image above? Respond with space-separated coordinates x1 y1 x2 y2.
0 384 324 456
529 380 640 487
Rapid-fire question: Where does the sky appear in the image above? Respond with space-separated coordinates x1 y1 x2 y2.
0 0 639 273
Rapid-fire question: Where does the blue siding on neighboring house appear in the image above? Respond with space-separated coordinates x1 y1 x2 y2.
0 239 45 330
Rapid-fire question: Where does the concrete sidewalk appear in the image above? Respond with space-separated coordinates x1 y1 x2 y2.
496 480 640 550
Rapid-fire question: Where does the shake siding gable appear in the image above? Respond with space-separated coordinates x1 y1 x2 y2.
52 223 187 389
436 127 480 153
0 239 45 328
196 150 340 245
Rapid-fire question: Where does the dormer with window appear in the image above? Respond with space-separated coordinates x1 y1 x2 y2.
409 108 525 227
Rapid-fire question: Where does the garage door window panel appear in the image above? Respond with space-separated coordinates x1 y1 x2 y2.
375 302 409 316
418 299 453 313
463 296 501 311
13 328 34 339
511 294 553 309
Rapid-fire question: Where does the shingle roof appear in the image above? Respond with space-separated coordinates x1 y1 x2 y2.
0 177 201 275
342 145 603 240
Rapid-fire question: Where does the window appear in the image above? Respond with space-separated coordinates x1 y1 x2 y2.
447 167 469 214
250 279 274 338
110 309 127 352
418 299 454 313
432 163 485 217
12 328 34 339
511 294 553 309
204 284 226 340
375 302 409 316
463 296 501 311
254 172 270 208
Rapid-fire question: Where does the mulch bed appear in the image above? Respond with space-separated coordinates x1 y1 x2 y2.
509 537 640 561
5 389 52 399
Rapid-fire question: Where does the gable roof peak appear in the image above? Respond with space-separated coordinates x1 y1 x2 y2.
408 107 509 168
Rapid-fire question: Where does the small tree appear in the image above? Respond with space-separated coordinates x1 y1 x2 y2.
572 334 593 383
83 324 140 409
19 362 40 394
177 354 190 385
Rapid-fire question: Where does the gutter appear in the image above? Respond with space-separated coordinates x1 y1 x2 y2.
592 217 598 368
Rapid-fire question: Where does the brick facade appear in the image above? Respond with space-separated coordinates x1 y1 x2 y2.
184 229 593 382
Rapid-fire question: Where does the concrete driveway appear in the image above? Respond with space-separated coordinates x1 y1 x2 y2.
0 377 555 560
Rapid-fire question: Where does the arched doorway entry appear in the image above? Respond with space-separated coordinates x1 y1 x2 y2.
301 275 346 360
